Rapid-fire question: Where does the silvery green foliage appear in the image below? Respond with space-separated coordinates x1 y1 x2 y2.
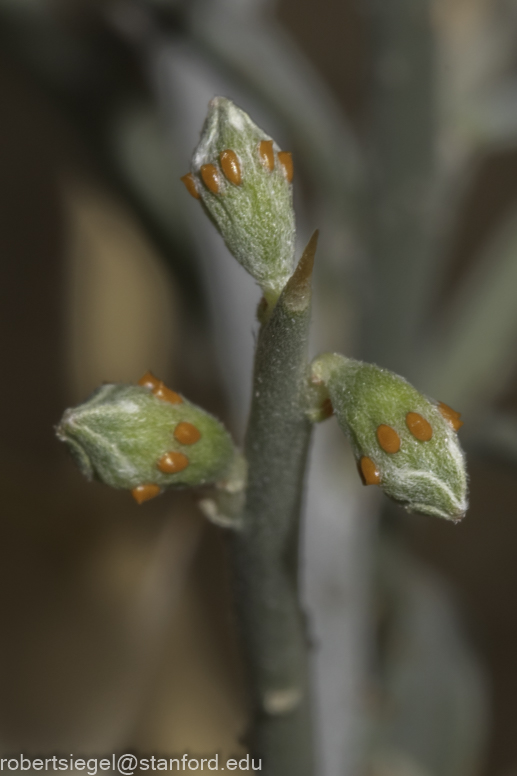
57 384 235 491
191 96 295 300
311 354 468 521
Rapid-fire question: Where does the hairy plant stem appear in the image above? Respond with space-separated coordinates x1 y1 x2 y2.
230 234 318 776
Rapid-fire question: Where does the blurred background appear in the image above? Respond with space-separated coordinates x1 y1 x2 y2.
1 0 517 774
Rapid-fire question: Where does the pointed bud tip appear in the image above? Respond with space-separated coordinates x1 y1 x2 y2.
282 230 318 312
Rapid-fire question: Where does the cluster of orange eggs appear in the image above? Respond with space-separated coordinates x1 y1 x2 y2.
130 372 203 505
180 140 293 199
359 402 463 486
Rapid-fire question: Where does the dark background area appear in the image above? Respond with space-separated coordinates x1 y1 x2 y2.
280 3 517 771
1 1 517 774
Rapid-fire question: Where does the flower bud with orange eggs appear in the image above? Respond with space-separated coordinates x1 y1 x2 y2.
309 354 468 521
183 97 295 303
56 378 236 504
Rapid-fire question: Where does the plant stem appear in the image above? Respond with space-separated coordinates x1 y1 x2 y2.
230 233 318 776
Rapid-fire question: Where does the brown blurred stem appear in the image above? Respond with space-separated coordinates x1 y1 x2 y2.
230 232 318 776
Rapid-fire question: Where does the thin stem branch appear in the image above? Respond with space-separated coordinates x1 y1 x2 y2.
230 233 318 776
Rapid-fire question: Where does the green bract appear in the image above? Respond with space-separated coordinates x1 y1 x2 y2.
56 383 235 492
311 354 468 521
191 96 295 301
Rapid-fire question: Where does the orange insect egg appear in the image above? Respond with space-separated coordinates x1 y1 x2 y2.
200 164 220 194
438 402 463 431
359 456 381 486
158 451 189 474
376 424 401 453
450 416 463 431
154 382 183 405
439 401 461 420
131 484 161 504
180 173 201 199
258 140 275 171
406 412 433 441
220 150 242 185
277 151 294 183
138 371 161 391
174 422 201 445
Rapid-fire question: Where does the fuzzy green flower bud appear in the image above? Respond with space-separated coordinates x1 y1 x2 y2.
183 96 295 302
56 377 236 504
310 354 468 521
